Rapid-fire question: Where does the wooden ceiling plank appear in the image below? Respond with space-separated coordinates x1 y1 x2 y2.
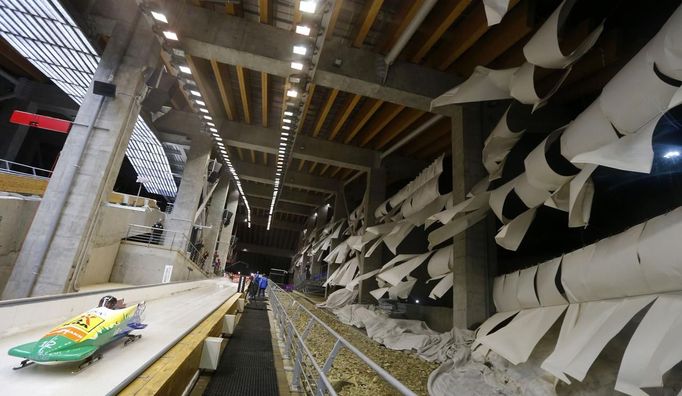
261 72 269 127
414 136 452 158
377 0 428 53
431 0 520 71
374 109 425 149
409 0 473 63
329 94 361 141
210 59 238 120
343 99 384 144
402 119 450 155
451 0 533 76
358 103 406 146
352 0 385 48
326 0 344 39
319 164 331 176
313 88 339 137
259 0 270 24
236 65 251 123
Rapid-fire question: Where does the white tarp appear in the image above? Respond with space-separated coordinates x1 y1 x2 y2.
523 0 604 69
616 293 682 395
431 66 517 108
479 305 567 365
541 296 655 383
482 0 511 26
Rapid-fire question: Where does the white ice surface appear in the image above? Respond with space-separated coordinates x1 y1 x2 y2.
0 279 238 396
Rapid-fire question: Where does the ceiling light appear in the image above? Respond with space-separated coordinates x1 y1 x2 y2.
220 149 227 154
282 125 291 130
215 137 223 141
151 11 168 24
284 111 293 116
295 25 311 36
196 100 206 106
291 62 304 71
299 1 316 13
207 121 215 126
178 65 192 74
293 45 307 55
163 31 179 41
204 115 212 120
200 108 209 113
283 118 292 123
286 89 298 98
210 127 218 132
191 90 202 97
281 132 289 136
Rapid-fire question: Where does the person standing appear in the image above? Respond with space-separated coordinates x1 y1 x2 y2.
258 275 268 298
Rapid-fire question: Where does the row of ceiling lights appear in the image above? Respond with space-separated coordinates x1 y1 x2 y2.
142 3 252 227
267 0 321 230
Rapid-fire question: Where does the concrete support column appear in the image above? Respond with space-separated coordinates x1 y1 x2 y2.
2 16 160 298
325 188 349 297
216 186 239 265
358 167 386 303
203 175 230 271
164 136 211 241
450 104 493 329
309 204 329 276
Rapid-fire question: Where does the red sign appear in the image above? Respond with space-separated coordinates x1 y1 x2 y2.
9 110 72 134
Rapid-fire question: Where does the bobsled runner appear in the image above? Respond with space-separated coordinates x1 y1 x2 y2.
8 295 146 371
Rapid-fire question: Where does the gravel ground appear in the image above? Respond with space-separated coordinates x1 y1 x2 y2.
282 293 437 396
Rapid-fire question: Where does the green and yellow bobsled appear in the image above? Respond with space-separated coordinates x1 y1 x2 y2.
8 302 146 367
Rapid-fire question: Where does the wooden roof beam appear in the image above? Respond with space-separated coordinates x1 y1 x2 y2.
408 0 473 63
313 88 339 137
236 65 251 123
352 0 385 48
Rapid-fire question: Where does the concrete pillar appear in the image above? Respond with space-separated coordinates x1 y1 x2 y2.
2 16 160 299
309 204 330 276
203 175 230 271
358 167 386 303
325 188 349 297
450 104 493 329
164 136 211 241
216 187 239 265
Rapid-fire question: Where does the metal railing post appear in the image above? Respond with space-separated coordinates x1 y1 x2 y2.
316 340 343 396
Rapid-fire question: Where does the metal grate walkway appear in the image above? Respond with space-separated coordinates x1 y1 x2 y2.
203 299 279 396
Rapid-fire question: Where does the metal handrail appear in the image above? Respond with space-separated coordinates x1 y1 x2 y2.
0 158 52 178
123 224 210 276
268 282 417 396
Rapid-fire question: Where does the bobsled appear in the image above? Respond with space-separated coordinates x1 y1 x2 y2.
8 297 146 370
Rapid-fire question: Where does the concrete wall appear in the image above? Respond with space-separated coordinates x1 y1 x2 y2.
77 203 163 286
110 242 207 285
0 195 41 292
0 195 164 292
